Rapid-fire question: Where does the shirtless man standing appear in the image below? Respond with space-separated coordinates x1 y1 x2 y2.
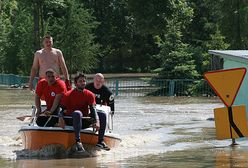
28 35 71 91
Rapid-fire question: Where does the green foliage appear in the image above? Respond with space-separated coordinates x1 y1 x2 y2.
83 0 133 72
188 80 215 96
127 0 193 35
9 10 33 75
184 0 219 46
0 0 17 72
59 0 100 74
218 0 248 49
0 0 247 80
205 28 230 50
157 16 199 79
159 44 199 79
1 0 99 75
0 0 33 74
201 28 230 72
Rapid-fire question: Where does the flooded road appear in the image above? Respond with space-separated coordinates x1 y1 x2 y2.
1 87 248 167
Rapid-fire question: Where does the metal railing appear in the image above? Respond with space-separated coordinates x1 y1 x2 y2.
0 73 37 88
105 79 215 97
0 74 215 97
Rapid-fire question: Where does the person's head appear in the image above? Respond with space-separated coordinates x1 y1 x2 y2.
42 35 53 49
93 73 104 89
74 73 87 90
45 69 56 85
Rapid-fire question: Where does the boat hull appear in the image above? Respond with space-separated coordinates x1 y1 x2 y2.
19 126 121 150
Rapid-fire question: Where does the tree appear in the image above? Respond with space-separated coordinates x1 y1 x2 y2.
82 0 134 72
203 28 230 71
59 0 100 74
183 0 220 47
0 0 17 73
218 0 248 49
182 0 230 75
158 20 198 79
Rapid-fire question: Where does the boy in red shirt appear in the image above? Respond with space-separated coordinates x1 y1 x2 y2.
35 68 67 126
58 73 105 152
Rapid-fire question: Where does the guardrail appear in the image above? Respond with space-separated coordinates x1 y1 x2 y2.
105 79 215 97
0 74 215 97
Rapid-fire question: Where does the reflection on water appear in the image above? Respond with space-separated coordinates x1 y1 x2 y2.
0 157 98 168
2 87 248 167
121 146 248 168
215 146 248 168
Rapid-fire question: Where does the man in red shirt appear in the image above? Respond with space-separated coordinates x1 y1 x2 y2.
35 68 67 126
58 73 102 152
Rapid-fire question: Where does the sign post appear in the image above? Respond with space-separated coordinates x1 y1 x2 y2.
204 67 248 146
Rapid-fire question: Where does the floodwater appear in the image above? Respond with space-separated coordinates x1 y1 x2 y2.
1 87 248 167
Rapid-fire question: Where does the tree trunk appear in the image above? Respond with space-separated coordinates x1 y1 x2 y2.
33 0 42 50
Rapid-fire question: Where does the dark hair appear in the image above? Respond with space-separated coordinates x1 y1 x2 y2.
45 68 55 75
74 73 86 83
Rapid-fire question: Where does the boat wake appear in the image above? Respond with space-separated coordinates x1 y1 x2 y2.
14 144 101 159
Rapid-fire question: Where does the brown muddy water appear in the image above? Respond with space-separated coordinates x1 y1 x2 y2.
1 87 248 168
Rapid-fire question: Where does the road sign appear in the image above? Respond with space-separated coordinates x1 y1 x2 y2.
204 68 246 107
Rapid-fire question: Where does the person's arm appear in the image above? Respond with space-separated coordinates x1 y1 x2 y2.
104 86 115 114
89 104 99 121
58 50 71 90
34 80 43 116
49 94 63 114
48 81 67 116
35 93 41 116
29 53 39 91
58 105 66 129
58 50 69 80
58 91 68 129
108 94 115 114
89 104 100 131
